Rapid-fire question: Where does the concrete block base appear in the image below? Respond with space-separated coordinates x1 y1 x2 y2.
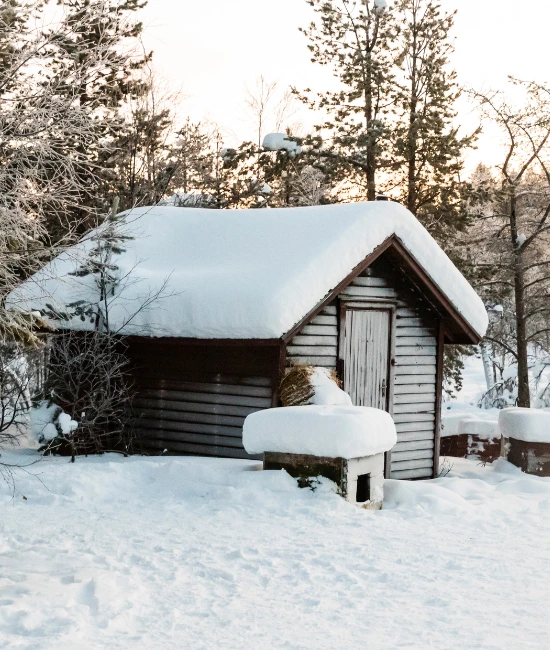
264 451 385 509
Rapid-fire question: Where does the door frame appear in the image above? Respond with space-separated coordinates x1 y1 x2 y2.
338 299 396 478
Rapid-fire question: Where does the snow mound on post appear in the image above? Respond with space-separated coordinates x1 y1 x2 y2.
7 202 488 339
499 408 550 443
243 405 396 459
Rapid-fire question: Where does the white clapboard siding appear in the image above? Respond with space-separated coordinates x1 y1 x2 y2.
341 269 439 479
284 266 439 480
287 305 338 369
134 375 272 458
393 292 438 479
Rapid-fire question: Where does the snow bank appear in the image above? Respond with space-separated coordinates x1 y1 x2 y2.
308 368 352 406
243 405 396 458
7 202 488 339
499 407 550 443
1 451 550 648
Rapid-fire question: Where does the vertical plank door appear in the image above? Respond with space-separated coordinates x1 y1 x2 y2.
342 309 391 410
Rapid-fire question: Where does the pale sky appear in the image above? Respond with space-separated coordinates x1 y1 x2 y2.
141 0 550 165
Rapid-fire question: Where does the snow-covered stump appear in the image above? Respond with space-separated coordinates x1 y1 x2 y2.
500 409 550 476
243 405 396 509
440 416 501 463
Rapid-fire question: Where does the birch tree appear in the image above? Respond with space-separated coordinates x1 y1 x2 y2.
467 81 550 407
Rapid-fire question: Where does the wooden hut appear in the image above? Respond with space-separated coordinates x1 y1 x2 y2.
10 201 488 479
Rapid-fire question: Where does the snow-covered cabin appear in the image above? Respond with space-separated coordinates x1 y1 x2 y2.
10 201 488 479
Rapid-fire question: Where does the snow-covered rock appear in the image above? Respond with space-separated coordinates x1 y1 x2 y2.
7 202 489 340
243 405 396 458
262 133 302 156
499 407 550 443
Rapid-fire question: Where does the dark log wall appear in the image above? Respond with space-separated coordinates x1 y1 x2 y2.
126 339 279 458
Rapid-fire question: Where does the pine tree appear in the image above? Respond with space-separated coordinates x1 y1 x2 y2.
390 0 475 238
297 0 396 200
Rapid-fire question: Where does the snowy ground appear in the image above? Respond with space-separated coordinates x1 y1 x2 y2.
1 450 549 649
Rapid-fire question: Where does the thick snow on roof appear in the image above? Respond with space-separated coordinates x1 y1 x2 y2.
8 202 488 339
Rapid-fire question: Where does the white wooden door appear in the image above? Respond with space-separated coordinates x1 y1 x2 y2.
342 309 391 410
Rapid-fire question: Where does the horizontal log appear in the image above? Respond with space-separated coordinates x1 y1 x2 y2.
393 403 435 415
322 305 337 316
396 317 425 326
390 458 434 471
396 306 418 316
394 374 437 385
395 438 434 451
397 430 435 442
393 412 435 424
135 407 245 427
390 467 433 480
141 438 252 459
136 375 272 391
395 353 436 363
136 427 244 448
393 365 437 375
289 335 338 347
135 417 242 438
394 384 436 395
137 389 272 409
134 398 259 418
286 345 338 356
351 276 391 288
340 286 398 298
300 324 338 336
287 356 336 368
396 346 437 356
394 395 436 407
396 336 437 347
396 421 436 434
391 448 434 462
310 314 337 326
396 327 436 337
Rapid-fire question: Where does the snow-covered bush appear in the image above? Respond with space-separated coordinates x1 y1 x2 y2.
30 401 78 446
40 331 135 459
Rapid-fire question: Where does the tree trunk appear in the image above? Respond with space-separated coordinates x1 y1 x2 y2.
365 51 376 202
509 188 530 406
406 6 418 215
